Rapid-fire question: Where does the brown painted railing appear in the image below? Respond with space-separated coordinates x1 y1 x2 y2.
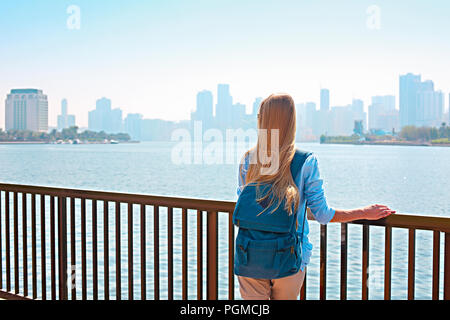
0 183 449 300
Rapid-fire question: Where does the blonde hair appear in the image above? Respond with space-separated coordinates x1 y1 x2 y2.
239 93 299 215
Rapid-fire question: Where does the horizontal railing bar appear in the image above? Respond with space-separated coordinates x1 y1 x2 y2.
0 290 33 300
350 216 450 233
0 184 236 213
2 184 449 233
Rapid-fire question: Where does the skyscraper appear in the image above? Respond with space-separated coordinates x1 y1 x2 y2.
369 95 398 131
351 99 367 131
215 84 233 129
399 73 422 128
88 97 123 133
5 89 48 132
57 99 76 131
232 103 246 128
252 97 263 116
304 102 318 135
416 89 444 127
191 90 214 129
329 105 354 136
124 113 143 140
320 89 330 112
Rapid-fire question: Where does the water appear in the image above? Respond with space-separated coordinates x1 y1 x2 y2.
0 142 449 300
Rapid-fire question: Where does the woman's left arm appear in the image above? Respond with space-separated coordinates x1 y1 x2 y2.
303 154 395 224
331 205 395 223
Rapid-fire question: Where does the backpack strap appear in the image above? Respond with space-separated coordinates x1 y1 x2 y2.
291 150 312 244
290 150 312 181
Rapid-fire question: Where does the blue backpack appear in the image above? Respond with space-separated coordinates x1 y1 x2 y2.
233 149 312 279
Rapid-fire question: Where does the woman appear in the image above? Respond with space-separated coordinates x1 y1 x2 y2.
236 93 395 300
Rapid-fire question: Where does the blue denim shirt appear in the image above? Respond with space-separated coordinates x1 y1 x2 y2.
237 152 336 271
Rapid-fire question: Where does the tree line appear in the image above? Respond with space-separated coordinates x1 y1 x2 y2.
398 123 450 142
0 126 131 142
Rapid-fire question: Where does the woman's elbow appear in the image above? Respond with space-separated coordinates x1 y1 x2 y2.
312 208 335 225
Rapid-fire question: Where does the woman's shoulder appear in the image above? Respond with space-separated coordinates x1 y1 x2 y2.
293 149 319 180
294 148 316 164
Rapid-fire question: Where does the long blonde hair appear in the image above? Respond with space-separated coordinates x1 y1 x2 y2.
240 93 299 215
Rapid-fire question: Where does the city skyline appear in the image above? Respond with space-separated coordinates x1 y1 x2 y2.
1 1 450 128
2 76 449 130
3 71 450 141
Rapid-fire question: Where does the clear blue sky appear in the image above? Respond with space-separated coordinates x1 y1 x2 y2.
1 0 449 127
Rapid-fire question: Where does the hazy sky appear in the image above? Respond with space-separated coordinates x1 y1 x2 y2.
1 0 449 128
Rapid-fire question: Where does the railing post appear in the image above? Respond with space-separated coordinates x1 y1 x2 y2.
320 224 327 300
207 211 218 300
408 229 416 300
228 211 235 300
444 233 450 300
340 223 348 300
196 210 203 300
362 224 369 300
0 191 2 291
432 231 440 300
384 226 392 300
5 191 11 293
58 196 68 300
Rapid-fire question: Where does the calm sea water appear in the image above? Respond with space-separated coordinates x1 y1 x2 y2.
0 142 449 300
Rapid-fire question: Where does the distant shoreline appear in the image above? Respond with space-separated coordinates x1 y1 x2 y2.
321 141 450 147
0 141 49 145
0 141 140 145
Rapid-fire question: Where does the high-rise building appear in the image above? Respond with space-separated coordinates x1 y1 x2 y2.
329 105 354 136
303 102 320 135
140 119 175 141
369 95 398 132
191 90 214 129
416 87 444 127
88 97 123 133
399 73 422 128
5 89 48 132
110 108 123 133
57 99 76 131
252 97 263 116
399 74 444 128
320 89 330 112
215 84 233 129
232 103 246 128
351 99 367 132
124 113 143 140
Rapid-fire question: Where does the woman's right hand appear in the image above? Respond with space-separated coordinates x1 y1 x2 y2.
362 204 396 220
331 205 396 223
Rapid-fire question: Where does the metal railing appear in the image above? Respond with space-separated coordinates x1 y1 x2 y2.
0 183 449 300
